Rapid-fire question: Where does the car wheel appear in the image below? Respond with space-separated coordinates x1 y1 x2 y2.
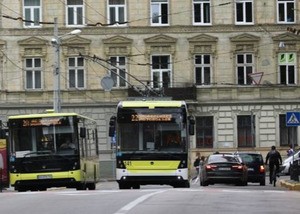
201 180 209 186
260 179 266 186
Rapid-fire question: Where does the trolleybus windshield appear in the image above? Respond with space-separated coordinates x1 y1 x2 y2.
10 116 78 157
117 108 187 153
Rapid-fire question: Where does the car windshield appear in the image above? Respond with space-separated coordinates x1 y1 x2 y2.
208 155 240 163
238 154 263 164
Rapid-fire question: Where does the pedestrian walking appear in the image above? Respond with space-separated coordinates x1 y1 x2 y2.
265 146 282 184
287 145 294 157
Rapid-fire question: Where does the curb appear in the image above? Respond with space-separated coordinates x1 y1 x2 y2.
279 180 300 191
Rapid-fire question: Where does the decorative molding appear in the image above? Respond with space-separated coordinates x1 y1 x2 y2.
144 34 177 55
188 34 218 54
103 35 133 56
273 33 300 53
18 37 48 57
61 36 91 56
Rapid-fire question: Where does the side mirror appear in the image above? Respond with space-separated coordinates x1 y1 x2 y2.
80 127 86 138
188 116 195 135
109 116 116 137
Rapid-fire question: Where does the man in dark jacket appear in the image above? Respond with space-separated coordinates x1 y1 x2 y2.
265 146 282 184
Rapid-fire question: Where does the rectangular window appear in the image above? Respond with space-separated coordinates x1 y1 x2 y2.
66 0 84 26
196 116 213 148
193 0 211 25
108 0 126 26
25 58 42 89
280 115 298 147
235 0 253 24
277 0 295 23
151 0 168 26
195 54 211 85
68 57 85 88
110 56 127 87
151 55 171 88
236 53 253 85
279 53 296 84
238 115 255 147
23 0 41 27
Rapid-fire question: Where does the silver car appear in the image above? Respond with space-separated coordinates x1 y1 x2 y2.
280 150 300 175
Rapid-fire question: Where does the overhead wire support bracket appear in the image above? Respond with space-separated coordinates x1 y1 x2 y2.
79 53 162 97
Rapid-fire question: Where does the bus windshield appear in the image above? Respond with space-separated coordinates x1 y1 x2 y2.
10 116 78 157
118 121 187 152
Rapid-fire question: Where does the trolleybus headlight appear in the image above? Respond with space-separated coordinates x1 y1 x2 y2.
117 160 125 169
178 160 187 168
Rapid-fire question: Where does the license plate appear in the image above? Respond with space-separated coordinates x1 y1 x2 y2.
37 175 52 179
248 168 254 171
219 167 231 171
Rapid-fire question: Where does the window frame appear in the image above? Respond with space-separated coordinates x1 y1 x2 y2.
193 0 211 25
277 0 295 24
68 57 86 89
279 114 298 147
150 54 172 88
109 56 128 88
278 53 297 85
25 57 42 90
194 54 212 86
23 0 42 28
66 0 85 27
196 116 213 148
237 115 255 148
150 0 169 26
235 0 253 25
236 53 254 85
107 0 127 26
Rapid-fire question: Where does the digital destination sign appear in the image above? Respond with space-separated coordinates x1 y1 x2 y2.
131 114 172 122
22 118 62 127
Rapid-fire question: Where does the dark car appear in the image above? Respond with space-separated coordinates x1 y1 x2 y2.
200 153 248 186
234 152 266 186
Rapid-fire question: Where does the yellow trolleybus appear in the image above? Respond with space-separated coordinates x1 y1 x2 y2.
109 100 195 189
8 111 100 191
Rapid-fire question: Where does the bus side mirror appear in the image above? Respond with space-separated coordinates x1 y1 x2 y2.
109 116 116 137
188 116 195 136
80 127 86 138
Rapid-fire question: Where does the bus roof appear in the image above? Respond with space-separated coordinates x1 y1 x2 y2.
119 100 185 109
8 112 95 122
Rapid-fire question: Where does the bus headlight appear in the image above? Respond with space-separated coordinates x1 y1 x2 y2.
178 160 187 169
117 160 125 169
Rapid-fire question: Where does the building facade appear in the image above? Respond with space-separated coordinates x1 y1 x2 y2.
0 0 300 178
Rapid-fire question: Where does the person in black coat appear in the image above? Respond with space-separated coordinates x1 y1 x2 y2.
265 146 282 184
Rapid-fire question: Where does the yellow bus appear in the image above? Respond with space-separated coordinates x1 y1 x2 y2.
109 100 195 189
8 111 100 192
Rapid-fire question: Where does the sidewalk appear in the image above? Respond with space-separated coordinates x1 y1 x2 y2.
279 179 300 191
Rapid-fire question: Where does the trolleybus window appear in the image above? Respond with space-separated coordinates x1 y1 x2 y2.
118 111 187 152
11 116 78 157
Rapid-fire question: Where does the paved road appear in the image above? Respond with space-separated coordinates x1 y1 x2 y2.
0 176 298 214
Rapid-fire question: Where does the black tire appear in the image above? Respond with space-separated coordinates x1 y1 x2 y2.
260 179 266 186
76 183 86 190
87 182 96 190
201 180 209 186
132 184 140 189
119 183 130 189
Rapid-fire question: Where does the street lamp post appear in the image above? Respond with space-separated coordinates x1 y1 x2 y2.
51 17 81 112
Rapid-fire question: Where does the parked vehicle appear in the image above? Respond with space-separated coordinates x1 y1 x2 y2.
200 153 248 186
280 150 300 175
235 152 266 186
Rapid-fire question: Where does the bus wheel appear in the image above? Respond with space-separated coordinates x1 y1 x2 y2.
87 183 96 190
76 184 86 190
119 183 130 189
132 184 140 189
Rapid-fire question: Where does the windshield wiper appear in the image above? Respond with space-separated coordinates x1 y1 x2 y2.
23 151 52 157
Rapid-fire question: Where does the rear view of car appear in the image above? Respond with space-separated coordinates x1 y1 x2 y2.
200 154 248 186
235 152 266 186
